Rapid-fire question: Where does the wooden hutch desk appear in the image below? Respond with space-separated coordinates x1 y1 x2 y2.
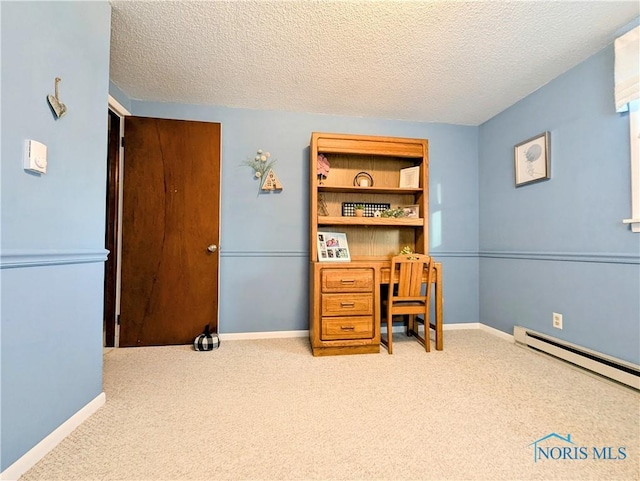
309 132 443 356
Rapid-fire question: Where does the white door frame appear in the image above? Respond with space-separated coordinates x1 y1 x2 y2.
107 95 130 347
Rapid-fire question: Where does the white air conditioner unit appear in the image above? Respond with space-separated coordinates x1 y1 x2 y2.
513 326 640 390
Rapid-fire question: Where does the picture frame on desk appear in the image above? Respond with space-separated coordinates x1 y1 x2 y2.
399 166 420 188
317 231 351 262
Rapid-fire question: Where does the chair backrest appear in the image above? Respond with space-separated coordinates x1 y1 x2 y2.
388 253 434 303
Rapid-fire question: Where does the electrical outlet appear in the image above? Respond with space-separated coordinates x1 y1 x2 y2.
552 312 563 329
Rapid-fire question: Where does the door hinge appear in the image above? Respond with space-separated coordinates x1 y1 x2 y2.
120 137 124 148
117 314 121 325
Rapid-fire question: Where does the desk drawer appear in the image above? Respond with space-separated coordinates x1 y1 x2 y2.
321 293 373 316
321 316 374 340
321 268 373 292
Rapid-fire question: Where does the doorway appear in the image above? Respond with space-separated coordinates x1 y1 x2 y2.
103 105 222 347
103 107 121 347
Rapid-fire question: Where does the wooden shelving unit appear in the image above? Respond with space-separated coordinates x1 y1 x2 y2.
309 132 429 356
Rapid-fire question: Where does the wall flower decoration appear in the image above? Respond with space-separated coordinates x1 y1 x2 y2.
245 149 275 178
244 149 283 192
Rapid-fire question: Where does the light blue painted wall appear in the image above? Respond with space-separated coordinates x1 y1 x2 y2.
130 101 480 333
1 1 636 474
479 33 640 364
1 1 111 471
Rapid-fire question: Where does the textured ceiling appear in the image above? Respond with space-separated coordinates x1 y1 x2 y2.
109 1 639 126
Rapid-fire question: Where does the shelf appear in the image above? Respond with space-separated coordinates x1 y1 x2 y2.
318 185 421 195
317 216 424 226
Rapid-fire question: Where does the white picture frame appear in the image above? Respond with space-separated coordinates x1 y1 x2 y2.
514 132 551 187
401 205 420 218
399 166 420 188
317 231 351 262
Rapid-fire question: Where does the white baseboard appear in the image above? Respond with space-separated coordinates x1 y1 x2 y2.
219 330 309 341
444 322 480 330
219 324 513 341
479 323 514 342
382 322 477 334
1 392 106 481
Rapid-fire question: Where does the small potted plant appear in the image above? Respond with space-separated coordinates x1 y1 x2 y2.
354 204 365 217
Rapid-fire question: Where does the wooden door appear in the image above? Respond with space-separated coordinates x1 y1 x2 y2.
120 117 221 346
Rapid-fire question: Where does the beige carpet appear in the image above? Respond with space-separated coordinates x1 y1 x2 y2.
20 330 640 480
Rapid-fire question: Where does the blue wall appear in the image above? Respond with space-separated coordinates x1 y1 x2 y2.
1 1 111 471
479 35 640 364
1 1 637 473
127 101 480 334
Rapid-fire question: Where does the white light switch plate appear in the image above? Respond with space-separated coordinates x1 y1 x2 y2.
24 140 47 174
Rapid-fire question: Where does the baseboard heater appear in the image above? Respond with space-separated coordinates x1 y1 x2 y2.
513 326 640 390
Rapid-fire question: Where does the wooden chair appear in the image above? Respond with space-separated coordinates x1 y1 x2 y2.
381 253 435 354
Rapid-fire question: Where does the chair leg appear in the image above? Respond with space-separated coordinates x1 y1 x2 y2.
387 314 393 354
407 315 414 336
430 321 442 351
410 316 430 352
423 310 430 353
386 308 393 355
424 320 431 352
381 325 390 353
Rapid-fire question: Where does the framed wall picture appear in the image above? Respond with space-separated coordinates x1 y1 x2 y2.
399 166 420 188
317 231 351 262
514 132 551 187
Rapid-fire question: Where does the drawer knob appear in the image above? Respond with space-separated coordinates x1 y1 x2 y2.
340 326 355 331
341 279 356 284
340 302 355 308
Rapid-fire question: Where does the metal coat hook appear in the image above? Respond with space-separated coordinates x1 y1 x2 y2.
47 77 67 119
